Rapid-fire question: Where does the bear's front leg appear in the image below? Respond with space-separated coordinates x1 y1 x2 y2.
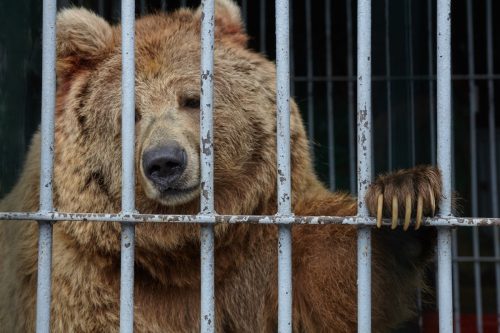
365 165 442 230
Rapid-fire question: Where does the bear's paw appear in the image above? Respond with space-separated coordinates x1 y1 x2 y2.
365 165 442 230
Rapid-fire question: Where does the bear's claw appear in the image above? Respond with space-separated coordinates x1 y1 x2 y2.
391 196 398 229
374 194 427 230
429 186 436 216
403 195 411 231
416 195 424 230
376 194 383 228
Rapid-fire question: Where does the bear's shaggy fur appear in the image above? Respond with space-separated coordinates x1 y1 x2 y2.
0 1 442 332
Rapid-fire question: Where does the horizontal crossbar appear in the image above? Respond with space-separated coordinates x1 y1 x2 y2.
0 211 498 226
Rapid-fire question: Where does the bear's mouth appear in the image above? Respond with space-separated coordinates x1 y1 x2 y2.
157 185 199 197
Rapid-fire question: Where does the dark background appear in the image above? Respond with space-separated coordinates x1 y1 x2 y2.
1 1 499 332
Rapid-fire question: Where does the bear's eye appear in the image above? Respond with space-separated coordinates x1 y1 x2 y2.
180 96 200 110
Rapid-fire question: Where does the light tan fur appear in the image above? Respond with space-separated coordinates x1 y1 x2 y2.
0 2 441 332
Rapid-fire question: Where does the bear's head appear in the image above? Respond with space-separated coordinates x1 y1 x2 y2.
52 0 315 256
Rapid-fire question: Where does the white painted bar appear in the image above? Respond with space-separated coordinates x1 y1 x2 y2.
36 0 57 331
276 0 293 331
119 0 136 331
357 0 372 331
436 0 453 331
200 0 216 331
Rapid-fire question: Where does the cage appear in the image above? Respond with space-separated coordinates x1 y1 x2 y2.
0 0 499 332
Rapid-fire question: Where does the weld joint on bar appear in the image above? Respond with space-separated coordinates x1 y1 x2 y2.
120 210 139 219
196 214 217 224
274 214 295 225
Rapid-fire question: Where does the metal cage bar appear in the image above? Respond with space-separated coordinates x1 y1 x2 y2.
36 0 57 332
427 0 436 165
437 0 453 332
357 0 372 331
289 2 295 97
119 0 136 332
465 3 483 332
2 212 500 226
276 0 293 331
260 0 267 54
140 0 146 15
305 0 314 146
292 74 500 82
325 0 335 190
405 0 416 166
200 0 216 331
452 229 462 333
485 0 500 328
384 0 393 171
346 0 356 194
241 0 247 25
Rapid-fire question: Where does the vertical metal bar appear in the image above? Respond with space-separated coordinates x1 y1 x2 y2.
36 223 53 333
306 0 314 146
347 0 356 194
98 0 105 16
465 1 482 332
485 1 500 330
290 1 295 97
140 0 146 15
200 0 216 332
36 1 57 332
276 0 292 331
357 0 372 332
181 0 187 7
278 224 292 333
121 0 136 232
406 0 416 165
260 0 267 54
494 227 500 333
427 0 436 165
40 0 56 214
161 0 167 12
120 224 135 333
437 229 453 333
325 0 335 190
120 0 136 332
384 0 392 171
57 0 70 9
452 229 462 333
241 0 248 26
437 0 453 332
472 228 484 333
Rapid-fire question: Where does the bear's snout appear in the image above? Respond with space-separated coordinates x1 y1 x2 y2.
142 142 187 191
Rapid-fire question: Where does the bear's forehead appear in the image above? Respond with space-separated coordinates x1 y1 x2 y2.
99 11 272 91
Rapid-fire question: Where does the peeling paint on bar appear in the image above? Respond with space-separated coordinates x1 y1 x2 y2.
36 0 57 332
119 0 136 332
357 0 372 331
1 212 500 226
346 0 356 194
276 0 293 331
200 0 216 332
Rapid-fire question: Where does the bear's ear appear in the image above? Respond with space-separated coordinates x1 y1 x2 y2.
196 0 248 47
56 8 115 79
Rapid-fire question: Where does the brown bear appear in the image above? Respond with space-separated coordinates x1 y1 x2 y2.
0 1 442 332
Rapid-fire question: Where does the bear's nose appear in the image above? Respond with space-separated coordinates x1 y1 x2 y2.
142 143 187 188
